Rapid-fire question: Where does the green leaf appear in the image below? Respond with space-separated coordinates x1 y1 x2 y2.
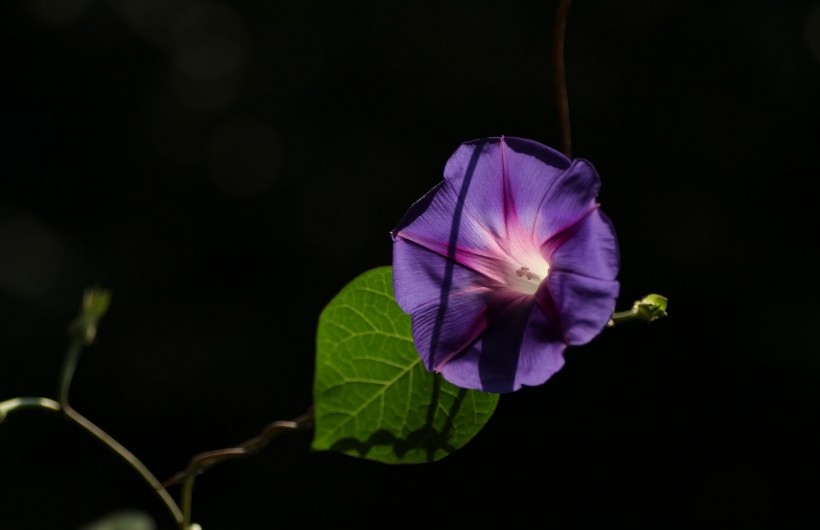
312 266 498 463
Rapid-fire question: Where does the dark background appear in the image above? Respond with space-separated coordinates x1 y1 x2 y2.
2 0 820 528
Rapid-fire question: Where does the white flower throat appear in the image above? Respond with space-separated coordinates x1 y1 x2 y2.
509 261 549 295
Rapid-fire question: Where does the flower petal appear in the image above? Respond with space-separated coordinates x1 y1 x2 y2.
392 179 511 286
438 296 566 393
393 238 492 372
532 158 603 244
393 234 497 313
542 270 619 346
408 293 489 374
442 137 572 246
543 208 620 281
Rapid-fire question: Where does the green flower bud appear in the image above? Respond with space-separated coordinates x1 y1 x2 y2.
634 294 668 322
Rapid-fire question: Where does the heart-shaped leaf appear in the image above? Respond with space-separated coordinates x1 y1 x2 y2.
312 266 498 463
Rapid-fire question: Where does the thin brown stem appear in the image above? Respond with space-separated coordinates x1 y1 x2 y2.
553 0 574 158
163 406 315 528
62 404 185 524
0 396 184 525
49 288 184 525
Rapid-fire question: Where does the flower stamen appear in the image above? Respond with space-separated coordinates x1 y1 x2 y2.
516 267 541 281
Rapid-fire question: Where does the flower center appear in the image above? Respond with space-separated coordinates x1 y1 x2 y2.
509 262 548 295
516 266 540 281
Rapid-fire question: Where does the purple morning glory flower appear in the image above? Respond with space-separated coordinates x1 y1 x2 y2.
391 136 619 393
